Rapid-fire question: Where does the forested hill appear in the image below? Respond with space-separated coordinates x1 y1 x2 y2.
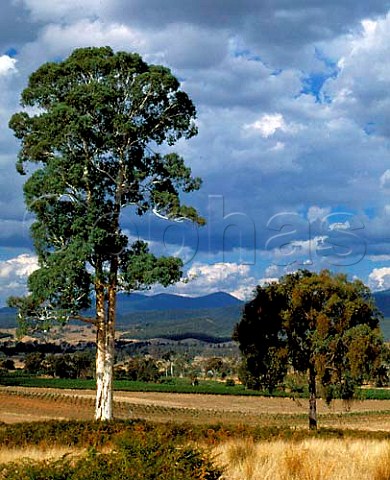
113 291 243 312
1 290 389 341
372 289 390 317
0 292 244 340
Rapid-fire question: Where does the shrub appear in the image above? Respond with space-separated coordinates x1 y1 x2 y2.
0 359 15 371
0 433 223 480
124 357 161 382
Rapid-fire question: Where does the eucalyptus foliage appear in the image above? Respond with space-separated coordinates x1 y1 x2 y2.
234 269 385 429
9 46 204 419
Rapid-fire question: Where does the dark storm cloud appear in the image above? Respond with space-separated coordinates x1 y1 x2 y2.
109 0 390 66
0 1 37 52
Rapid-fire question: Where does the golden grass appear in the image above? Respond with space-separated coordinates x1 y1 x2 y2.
0 446 84 464
213 438 390 480
2 441 389 480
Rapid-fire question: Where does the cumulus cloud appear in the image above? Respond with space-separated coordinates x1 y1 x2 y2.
20 20 146 68
0 253 38 303
324 13 390 138
246 113 286 138
307 206 332 223
380 170 390 189
368 267 390 291
0 253 38 278
105 0 390 68
163 262 257 299
0 55 17 76
147 23 228 69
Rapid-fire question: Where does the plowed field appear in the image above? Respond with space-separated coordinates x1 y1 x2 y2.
0 386 389 430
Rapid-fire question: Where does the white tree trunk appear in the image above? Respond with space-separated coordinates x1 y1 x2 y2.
95 324 114 420
94 278 115 421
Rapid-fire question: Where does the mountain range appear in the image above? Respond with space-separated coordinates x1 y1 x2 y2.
113 291 242 312
0 292 244 341
0 290 389 341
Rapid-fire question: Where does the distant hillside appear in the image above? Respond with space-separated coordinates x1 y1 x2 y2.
112 292 244 340
372 290 390 340
2 289 389 341
0 307 18 329
117 303 243 340
115 291 242 312
0 292 244 338
373 289 390 317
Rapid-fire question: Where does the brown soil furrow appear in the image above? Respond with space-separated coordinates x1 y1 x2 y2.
0 387 389 429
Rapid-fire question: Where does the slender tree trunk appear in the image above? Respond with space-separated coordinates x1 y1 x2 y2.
95 275 111 420
94 256 117 422
95 178 121 421
308 364 317 430
95 256 118 421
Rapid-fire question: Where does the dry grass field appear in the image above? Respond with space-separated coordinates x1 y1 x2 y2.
214 437 390 479
0 438 389 480
0 387 389 479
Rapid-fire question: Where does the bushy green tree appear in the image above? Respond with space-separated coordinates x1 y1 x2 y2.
44 351 94 379
233 282 288 392
234 270 385 429
24 352 45 374
0 359 15 371
125 356 161 382
8 46 203 420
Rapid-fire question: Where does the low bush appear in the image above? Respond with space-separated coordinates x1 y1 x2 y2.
0 426 223 480
1 419 389 451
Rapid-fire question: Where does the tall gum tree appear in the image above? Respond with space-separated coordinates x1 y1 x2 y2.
234 270 385 429
8 47 205 421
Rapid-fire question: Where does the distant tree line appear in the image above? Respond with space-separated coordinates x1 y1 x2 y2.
23 351 95 379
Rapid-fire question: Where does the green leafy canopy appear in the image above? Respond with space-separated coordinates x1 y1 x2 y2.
234 269 386 400
8 46 204 330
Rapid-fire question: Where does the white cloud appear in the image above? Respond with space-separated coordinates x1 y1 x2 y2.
20 20 146 69
0 253 38 279
231 276 278 301
361 19 378 36
380 170 390 189
164 262 257 299
270 141 285 151
186 262 250 284
328 221 351 231
0 55 17 76
368 267 390 291
271 236 328 263
324 12 390 139
0 254 38 303
264 264 280 278
258 277 279 286
367 254 390 262
307 206 332 223
246 113 286 138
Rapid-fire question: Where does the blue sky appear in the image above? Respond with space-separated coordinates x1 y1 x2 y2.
0 0 390 303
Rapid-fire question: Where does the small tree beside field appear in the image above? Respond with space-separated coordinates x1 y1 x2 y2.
234 269 386 429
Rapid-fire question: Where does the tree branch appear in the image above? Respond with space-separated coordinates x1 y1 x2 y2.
71 314 98 326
